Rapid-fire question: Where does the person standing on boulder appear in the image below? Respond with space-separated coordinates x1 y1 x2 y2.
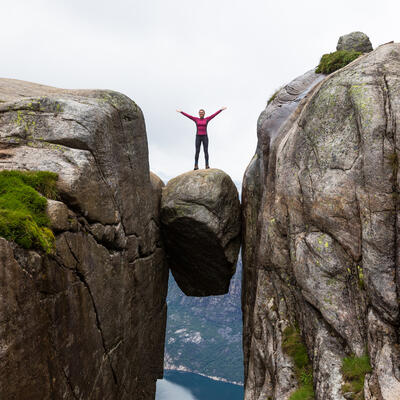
176 107 227 170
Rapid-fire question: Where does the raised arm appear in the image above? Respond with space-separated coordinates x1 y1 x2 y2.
206 107 227 121
177 109 197 122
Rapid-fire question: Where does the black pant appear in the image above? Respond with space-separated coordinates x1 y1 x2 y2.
195 135 209 166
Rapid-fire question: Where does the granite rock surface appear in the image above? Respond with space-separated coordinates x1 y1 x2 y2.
336 31 373 53
242 43 400 400
161 169 241 296
0 79 168 400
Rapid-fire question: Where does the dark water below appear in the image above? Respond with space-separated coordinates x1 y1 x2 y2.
156 370 244 400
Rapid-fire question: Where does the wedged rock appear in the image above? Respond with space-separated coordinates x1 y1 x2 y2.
161 169 241 296
0 79 168 399
336 31 373 53
242 42 400 400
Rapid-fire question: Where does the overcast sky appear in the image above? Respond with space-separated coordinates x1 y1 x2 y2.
2 1 399 182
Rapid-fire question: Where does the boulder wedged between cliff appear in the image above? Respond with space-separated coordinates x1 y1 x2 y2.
161 168 241 296
0 78 242 398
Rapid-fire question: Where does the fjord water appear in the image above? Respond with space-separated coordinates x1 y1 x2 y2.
164 260 243 383
156 370 244 400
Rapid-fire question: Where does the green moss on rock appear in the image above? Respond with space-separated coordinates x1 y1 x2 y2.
0 170 58 253
341 354 372 399
316 50 362 74
289 385 315 400
282 326 315 400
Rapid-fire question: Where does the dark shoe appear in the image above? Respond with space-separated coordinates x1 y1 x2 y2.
206 165 210 169
194 165 199 170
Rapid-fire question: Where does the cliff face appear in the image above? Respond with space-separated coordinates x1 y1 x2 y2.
242 43 400 400
0 79 168 399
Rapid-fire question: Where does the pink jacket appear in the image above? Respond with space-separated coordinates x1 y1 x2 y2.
180 109 222 135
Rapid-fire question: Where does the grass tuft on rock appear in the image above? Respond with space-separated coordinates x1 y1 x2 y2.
341 354 372 399
289 384 314 400
316 50 362 74
282 326 315 400
0 170 58 253
267 87 283 105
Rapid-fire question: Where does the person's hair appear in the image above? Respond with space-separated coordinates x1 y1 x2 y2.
199 109 205 113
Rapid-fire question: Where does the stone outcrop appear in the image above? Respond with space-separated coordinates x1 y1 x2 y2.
242 43 400 399
337 31 373 53
0 79 168 399
161 169 241 296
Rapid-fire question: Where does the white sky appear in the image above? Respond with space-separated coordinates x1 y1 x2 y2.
1 0 400 182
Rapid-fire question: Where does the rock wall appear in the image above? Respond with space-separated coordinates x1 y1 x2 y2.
242 43 400 399
0 79 168 399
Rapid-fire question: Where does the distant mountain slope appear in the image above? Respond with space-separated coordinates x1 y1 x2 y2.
164 257 243 384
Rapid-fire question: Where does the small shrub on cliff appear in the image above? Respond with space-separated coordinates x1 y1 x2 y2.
341 354 372 399
0 170 58 253
316 50 362 74
282 326 315 400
